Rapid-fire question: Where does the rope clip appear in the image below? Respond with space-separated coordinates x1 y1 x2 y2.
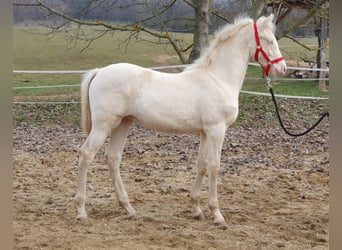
266 77 272 89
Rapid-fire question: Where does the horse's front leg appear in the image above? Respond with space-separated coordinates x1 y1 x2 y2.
205 123 227 227
190 133 207 220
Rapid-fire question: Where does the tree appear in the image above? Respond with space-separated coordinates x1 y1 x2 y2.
316 1 329 91
13 0 329 66
274 0 328 39
12 0 253 63
14 0 193 63
188 0 211 63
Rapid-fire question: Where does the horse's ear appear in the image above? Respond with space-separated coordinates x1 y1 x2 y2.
259 14 274 24
257 14 274 29
267 13 275 23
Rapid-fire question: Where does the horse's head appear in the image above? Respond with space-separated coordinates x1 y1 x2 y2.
252 14 287 77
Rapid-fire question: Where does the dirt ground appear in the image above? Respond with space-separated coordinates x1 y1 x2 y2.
13 101 329 250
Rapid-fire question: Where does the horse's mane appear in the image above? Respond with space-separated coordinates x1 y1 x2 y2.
186 17 253 70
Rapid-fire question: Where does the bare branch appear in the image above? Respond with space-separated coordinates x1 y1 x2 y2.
284 35 313 51
35 0 132 32
277 0 328 38
33 0 188 63
210 9 231 23
137 0 178 27
13 3 39 7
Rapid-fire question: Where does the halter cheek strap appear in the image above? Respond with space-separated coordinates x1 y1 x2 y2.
253 22 284 77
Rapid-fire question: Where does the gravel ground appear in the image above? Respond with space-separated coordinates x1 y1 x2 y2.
13 97 329 249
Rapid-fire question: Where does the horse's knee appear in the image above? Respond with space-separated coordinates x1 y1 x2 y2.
106 152 121 165
74 193 85 207
208 162 220 177
106 153 122 177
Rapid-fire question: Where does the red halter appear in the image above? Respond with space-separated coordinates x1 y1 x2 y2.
253 22 284 77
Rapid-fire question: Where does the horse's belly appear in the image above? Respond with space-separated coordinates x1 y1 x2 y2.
133 109 203 134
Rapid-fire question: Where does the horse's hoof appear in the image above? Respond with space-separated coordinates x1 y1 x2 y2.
213 219 228 230
76 214 88 223
218 222 228 230
76 216 92 226
126 213 137 220
194 212 205 220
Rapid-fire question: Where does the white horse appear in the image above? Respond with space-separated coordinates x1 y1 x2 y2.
74 14 286 227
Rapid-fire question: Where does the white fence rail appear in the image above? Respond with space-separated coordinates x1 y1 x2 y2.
12 64 191 75
13 63 330 74
13 63 330 104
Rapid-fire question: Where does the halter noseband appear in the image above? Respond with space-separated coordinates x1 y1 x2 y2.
253 22 284 77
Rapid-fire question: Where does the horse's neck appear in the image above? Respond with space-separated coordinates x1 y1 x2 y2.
207 27 251 93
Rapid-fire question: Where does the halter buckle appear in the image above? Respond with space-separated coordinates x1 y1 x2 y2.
266 77 272 88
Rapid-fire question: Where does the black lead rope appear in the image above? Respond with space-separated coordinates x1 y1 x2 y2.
268 84 329 137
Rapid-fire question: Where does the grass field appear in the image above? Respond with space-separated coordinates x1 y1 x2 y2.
13 26 187 102
13 25 329 103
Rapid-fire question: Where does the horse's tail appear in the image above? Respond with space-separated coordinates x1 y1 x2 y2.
81 68 99 136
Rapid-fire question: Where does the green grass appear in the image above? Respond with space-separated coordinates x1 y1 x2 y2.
13 25 329 128
13 26 192 102
267 80 328 97
14 103 81 125
242 79 329 97
13 26 189 70
278 36 329 63
243 65 329 97
13 25 329 103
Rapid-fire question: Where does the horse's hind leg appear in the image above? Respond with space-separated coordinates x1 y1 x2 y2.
74 125 109 221
106 117 136 216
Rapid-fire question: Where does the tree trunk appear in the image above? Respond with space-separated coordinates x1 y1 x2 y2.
318 1 329 91
189 0 211 63
250 0 266 20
